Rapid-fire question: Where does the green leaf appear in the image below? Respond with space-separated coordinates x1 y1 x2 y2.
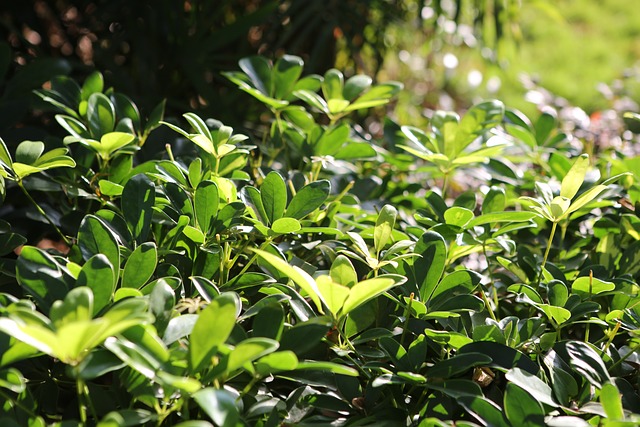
78 214 120 270
87 92 115 137
122 242 157 289
374 205 397 254
458 396 510 427
322 69 344 101
343 75 372 101
565 341 611 387
270 217 301 234
16 246 72 312
294 361 358 376
504 382 546 427
572 276 615 296
189 292 240 373
342 274 405 316
444 206 474 228
505 367 558 407
284 180 331 220
428 352 492 379
193 388 240 427
81 71 104 100
252 249 325 314
0 367 26 393
255 350 298 376
261 171 287 225
414 231 447 302
316 276 349 318
273 55 303 99
600 382 624 420
77 254 115 315
96 132 135 160
252 303 285 340
122 174 155 243
429 270 481 309
330 255 357 288
223 337 279 375
239 56 272 96
0 137 13 169
15 140 44 165
563 184 608 218
560 154 589 199
195 180 219 235
183 112 213 144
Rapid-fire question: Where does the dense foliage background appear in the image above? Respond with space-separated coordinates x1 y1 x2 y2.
0 1 639 426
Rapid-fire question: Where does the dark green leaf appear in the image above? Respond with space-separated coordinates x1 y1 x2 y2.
122 174 155 243
284 180 330 220
77 254 115 315
261 171 287 225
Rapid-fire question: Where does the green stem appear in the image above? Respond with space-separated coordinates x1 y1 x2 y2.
0 389 38 418
608 340 640 372
480 286 498 322
237 238 273 276
76 377 87 424
400 293 414 346
18 181 71 246
537 221 558 286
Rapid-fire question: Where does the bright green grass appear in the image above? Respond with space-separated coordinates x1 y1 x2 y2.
383 0 640 121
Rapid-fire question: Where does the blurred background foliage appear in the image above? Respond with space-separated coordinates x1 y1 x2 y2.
1 0 639 142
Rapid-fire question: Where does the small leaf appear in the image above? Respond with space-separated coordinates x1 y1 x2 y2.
284 180 331 220
505 367 558 407
195 180 219 235
560 154 589 199
87 92 115 137
77 254 115 315
189 292 240 374
270 217 301 234
572 276 615 296
330 255 357 288
252 249 325 314
122 174 155 243
504 382 545 427
122 242 157 289
193 388 240 427
342 275 405 316
15 140 44 165
374 205 397 254
600 382 624 420
261 171 287 225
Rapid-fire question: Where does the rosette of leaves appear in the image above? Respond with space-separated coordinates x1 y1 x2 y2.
35 71 165 144
399 100 507 196
162 113 253 179
294 68 403 124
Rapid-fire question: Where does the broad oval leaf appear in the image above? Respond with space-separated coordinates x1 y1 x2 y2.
122 174 155 244
122 242 157 289
285 180 330 220
189 292 240 374
261 171 287 225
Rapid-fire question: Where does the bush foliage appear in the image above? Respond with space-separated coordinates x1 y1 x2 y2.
0 50 638 426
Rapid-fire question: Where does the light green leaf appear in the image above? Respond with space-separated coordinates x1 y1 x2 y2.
342 274 405 315
193 388 240 427
316 275 349 318
195 180 219 235
189 292 240 374
284 180 330 220
261 171 287 225
572 276 615 296
252 249 325 314
560 154 589 199
270 217 301 234
374 205 397 254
